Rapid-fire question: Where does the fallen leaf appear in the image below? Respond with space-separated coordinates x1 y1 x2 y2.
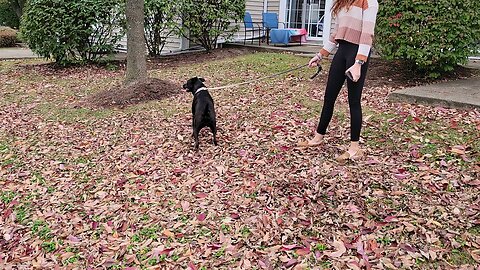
325 241 347 258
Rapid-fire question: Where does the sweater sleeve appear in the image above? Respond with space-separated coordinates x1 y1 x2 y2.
319 18 339 57
355 0 379 62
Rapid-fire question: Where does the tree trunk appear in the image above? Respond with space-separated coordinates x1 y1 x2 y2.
125 0 147 84
9 0 25 19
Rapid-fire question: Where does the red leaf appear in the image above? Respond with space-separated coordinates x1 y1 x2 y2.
160 248 175 255
197 213 206 221
187 262 197 270
394 173 408 180
276 218 283 225
230 213 240 219
296 247 310 256
67 235 80 242
195 192 208 199
3 208 12 219
467 180 480 186
173 168 184 175
384 216 398 222
399 243 417 252
207 244 222 250
281 244 299 251
285 259 298 268
410 149 420 158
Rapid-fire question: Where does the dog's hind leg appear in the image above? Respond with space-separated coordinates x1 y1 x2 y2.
210 124 218 146
193 129 200 150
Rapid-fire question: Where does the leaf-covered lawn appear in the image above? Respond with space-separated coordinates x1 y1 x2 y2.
1 51 479 269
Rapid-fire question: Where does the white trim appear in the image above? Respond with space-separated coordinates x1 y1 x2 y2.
279 0 287 29
264 0 268 12
323 0 333 45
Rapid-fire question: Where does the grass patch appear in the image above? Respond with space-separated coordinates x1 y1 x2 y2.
0 190 16 204
41 241 56 253
131 225 161 243
448 249 476 265
35 105 114 123
468 225 480 235
31 220 53 240
14 203 30 224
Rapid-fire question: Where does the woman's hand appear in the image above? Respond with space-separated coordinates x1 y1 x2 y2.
309 54 322 67
345 63 362 82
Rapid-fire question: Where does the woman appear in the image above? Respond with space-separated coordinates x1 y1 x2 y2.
298 0 379 162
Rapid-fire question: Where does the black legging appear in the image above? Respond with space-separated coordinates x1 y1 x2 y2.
316 40 370 142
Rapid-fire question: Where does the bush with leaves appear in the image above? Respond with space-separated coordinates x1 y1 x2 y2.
0 0 19 28
144 0 178 56
178 0 245 52
375 0 480 78
21 0 125 65
0 26 17 47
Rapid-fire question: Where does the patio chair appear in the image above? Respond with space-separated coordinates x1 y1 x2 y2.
243 12 263 45
262 12 286 44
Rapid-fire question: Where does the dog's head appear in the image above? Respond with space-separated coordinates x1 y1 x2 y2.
183 77 206 93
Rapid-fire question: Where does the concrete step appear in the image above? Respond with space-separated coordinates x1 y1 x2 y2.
388 77 480 109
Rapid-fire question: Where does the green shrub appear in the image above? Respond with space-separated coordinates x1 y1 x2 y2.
0 0 19 29
375 0 480 78
178 0 245 52
21 0 125 65
144 0 178 56
0 26 17 47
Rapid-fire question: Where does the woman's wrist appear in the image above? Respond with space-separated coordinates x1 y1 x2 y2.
315 53 323 60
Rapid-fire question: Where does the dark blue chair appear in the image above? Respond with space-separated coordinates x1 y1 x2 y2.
262 12 287 44
243 12 263 45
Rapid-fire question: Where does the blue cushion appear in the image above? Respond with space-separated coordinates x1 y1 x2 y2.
262 12 279 29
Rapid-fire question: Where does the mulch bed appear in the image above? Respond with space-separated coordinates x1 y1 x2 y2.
85 78 181 109
366 58 478 89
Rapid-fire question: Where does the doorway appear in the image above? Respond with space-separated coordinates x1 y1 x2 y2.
285 0 326 40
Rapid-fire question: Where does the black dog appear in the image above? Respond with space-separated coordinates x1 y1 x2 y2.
183 77 217 150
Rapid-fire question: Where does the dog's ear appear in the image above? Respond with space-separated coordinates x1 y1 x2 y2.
199 77 205 82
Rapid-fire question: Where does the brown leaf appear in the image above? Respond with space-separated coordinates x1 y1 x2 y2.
325 240 347 258
163 229 174 238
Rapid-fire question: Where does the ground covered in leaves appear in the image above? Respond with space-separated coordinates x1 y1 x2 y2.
1 49 479 269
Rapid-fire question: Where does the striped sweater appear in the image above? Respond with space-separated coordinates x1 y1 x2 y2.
320 0 379 62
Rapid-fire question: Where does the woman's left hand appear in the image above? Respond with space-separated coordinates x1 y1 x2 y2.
345 63 362 82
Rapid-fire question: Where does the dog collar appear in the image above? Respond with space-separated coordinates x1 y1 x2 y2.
194 87 208 95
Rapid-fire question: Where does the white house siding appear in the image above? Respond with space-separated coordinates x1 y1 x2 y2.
116 34 182 55
246 1 265 23
236 0 266 40
267 0 280 13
